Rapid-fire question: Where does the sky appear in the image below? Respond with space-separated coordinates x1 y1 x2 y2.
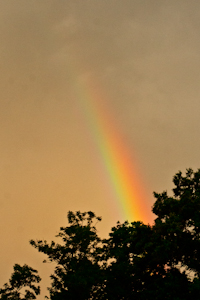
1 0 200 298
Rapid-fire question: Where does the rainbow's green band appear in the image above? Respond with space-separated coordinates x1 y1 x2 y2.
68 60 152 223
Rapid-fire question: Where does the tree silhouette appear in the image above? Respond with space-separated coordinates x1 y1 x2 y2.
2 169 200 299
30 211 103 300
0 264 41 300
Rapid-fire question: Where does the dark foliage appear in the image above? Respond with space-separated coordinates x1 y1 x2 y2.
0 264 41 300
2 169 200 299
30 211 103 300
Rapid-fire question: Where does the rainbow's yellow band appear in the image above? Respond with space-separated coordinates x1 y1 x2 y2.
69 62 152 224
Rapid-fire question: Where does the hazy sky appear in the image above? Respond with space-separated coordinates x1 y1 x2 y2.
1 1 200 298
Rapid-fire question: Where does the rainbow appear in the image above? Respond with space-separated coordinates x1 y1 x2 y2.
71 71 152 224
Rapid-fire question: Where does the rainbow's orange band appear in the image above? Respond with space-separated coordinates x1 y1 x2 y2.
71 70 152 224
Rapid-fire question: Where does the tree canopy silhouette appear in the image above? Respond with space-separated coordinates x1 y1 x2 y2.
1 168 200 299
0 264 41 300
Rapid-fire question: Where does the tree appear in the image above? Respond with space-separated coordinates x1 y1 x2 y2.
149 168 200 298
152 168 200 275
3 169 200 299
0 264 41 300
94 168 200 299
101 220 152 299
30 211 103 300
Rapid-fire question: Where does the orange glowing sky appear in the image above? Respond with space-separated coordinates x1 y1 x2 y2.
1 1 200 298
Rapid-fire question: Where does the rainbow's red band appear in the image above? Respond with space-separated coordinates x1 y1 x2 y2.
71 70 152 223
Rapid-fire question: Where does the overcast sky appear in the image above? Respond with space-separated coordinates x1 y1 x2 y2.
1 1 200 298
